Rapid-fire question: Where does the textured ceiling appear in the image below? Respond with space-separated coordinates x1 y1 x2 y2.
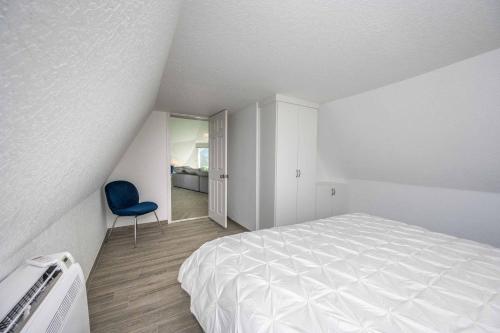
155 0 500 115
0 0 181 266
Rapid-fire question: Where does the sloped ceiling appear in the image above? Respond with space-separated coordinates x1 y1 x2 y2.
0 1 181 266
317 49 500 193
155 0 500 115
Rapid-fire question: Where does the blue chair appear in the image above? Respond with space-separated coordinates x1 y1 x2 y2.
105 180 163 247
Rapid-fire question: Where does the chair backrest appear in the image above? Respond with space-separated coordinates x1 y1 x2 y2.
105 181 139 214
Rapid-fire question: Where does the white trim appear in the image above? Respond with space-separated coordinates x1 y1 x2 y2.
316 179 349 185
211 109 229 117
260 94 319 109
166 112 172 223
170 113 209 120
171 216 209 223
273 101 278 225
255 102 261 230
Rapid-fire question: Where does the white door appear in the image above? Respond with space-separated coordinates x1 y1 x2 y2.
296 107 317 223
275 102 299 226
209 110 228 228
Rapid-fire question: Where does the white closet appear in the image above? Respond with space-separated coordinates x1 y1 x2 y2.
259 95 318 229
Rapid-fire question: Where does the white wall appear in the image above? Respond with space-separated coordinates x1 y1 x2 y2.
318 48 500 192
169 117 209 168
107 111 170 226
228 103 259 230
318 48 500 247
0 190 107 280
0 1 181 279
348 180 500 247
258 101 277 230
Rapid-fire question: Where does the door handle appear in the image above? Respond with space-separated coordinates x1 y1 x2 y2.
219 174 229 179
295 169 298 178
331 187 336 196
298 169 301 178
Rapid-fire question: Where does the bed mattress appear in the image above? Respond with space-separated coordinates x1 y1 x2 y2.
178 213 500 332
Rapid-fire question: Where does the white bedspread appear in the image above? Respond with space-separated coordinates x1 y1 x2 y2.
178 213 500 332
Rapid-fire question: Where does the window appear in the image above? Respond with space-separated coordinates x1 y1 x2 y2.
197 147 209 170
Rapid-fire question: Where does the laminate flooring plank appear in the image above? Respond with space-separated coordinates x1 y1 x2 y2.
87 218 246 333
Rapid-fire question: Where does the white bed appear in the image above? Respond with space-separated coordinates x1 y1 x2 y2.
178 213 500 332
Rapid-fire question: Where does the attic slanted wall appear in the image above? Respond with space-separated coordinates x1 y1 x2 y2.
0 189 107 280
0 1 181 273
317 48 500 246
318 48 500 193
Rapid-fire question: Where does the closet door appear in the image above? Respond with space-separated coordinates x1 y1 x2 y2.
275 102 299 226
296 107 317 223
315 183 334 219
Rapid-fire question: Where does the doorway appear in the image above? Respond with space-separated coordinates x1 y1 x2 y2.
169 115 209 221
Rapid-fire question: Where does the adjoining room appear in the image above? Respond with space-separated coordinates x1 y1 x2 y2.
169 115 209 221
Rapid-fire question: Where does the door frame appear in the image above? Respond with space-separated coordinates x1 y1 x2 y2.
167 112 210 223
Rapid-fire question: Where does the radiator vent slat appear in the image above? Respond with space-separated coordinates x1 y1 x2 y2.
46 315 61 333
45 276 82 333
0 265 60 333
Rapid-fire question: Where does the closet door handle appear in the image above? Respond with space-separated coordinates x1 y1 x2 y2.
295 169 299 178
331 188 336 196
298 169 301 178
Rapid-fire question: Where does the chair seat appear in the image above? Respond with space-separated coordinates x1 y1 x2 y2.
115 201 158 216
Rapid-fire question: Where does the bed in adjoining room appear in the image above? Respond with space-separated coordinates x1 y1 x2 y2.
178 213 500 333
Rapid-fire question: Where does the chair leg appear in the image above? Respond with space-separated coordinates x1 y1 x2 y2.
107 216 119 242
134 216 138 248
154 211 163 233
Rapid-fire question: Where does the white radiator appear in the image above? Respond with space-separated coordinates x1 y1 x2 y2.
0 252 90 333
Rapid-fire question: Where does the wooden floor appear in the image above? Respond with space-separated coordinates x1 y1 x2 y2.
171 187 208 221
87 218 246 333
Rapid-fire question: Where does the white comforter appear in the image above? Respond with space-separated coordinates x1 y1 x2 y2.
178 213 500 333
